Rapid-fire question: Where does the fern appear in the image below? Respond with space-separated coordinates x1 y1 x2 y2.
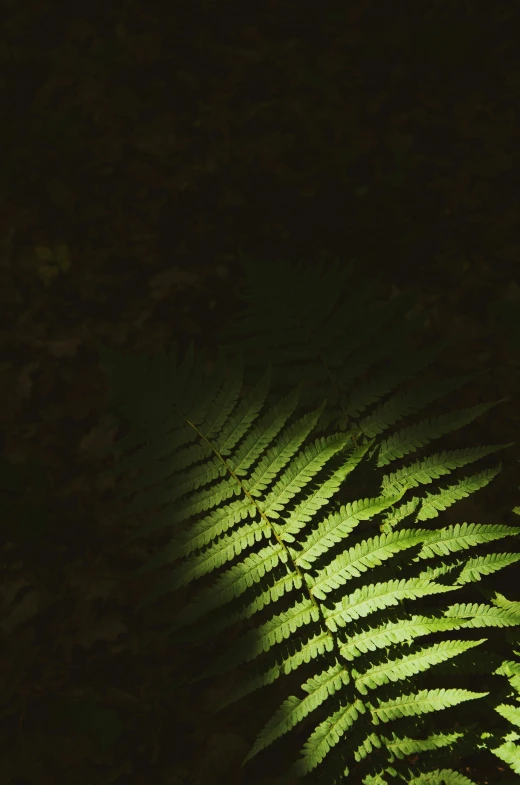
490 642 520 775
99 258 519 785
218 252 487 440
484 487 520 777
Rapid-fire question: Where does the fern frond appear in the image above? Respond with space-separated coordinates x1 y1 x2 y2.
380 728 466 762
308 529 437 600
291 696 367 775
214 628 336 709
98 287 520 784
411 522 520 561
455 551 520 584
368 687 488 726
198 596 322 679
352 730 383 762
242 660 352 765
294 494 406 570
490 592 520 615
212 362 272 455
443 602 520 628
168 541 293 631
243 400 328 499
351 638 487 696
416 465 502 521
339 615 467 662
338 339 450 420
179 568 309 647
291 689 486 776
380 497 422 533
153 518 273 592
489 738 520 775
323 579 459 632
229 384 300 476
280 440 374 542
490 641 520 774
215 613 469 713
376 401 507 467
494 703 520 730
362 769 398 785
259 430 351 517
380 443 514 497
358 372 484 439
405 769 479 785
220 254 463 439
416 561 462 582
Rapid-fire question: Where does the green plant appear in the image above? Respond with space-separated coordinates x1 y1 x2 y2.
99 257 520 784
486 622 520 777
481 494 520 779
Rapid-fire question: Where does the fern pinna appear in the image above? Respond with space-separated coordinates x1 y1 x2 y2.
99 261 519 785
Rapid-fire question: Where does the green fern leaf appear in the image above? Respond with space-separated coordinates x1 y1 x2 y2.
291 697 367 775
368 687 488 726
443 602 520 628
352 638 487 696
295 494 408 570
243 660 351 765
494 703 520 730
168 542 291 631
412 522 520 561
358 372 484 438
380 729 466 762
339 614 467 662
489 739 520 775
406 769 478 785
490 643 520 774
97 290 520 783
416 465 502 521
280 440 374 542
259 431 351 517
199 596 322 678
455 551 520 585
323 579 459 632
380 443 514 497
244 401 327 499
214 628 335 709
309 529 437 600
376 401 508 467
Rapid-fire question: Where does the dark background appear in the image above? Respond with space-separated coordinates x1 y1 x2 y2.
1 1 519 783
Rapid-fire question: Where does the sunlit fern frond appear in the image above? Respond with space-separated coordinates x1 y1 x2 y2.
98 335 520 785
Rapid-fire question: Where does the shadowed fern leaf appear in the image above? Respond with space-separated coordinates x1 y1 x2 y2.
218 253 486 440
